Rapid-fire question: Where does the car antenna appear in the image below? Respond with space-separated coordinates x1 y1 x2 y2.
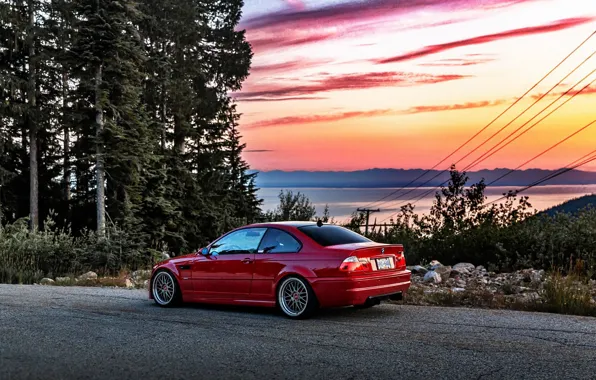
316 219 323 227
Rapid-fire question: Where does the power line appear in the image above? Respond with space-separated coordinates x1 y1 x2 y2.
485 152 596 207
371 51 596 213
461 70 596 171
378 66 596 222
486 118 596 186
359 29 596 210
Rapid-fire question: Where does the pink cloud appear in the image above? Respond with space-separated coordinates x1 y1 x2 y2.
284 0 306 11
242 0 534 52
418 54 496 67
242 0 531 30
250 59 332 75
235 71 469 100
376 17 594 64
243 97 511 128
244 109 393 129
530 85 596 100
238 96 327 102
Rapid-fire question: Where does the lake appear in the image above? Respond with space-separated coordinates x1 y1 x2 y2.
257 185 596 224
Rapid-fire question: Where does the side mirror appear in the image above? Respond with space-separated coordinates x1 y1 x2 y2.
200 247 209 256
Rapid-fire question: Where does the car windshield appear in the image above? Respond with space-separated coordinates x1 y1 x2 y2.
298 225 371 247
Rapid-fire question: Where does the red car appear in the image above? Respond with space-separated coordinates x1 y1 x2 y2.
149 221 411 319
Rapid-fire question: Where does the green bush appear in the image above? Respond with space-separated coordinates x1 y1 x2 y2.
0 215 156 284
345 166 596 276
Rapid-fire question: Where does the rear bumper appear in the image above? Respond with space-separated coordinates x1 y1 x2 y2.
310 270 411 308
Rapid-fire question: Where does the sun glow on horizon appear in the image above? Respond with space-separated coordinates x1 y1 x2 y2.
237 0 596 172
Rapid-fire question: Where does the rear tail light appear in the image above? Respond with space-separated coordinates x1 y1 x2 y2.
395 253 406 270
339 256 371 272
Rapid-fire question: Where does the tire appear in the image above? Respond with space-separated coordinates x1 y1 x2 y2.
277 276 318 319
151 270 181 307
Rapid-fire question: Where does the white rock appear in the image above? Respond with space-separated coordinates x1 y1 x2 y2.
453 263 475 272
40 278 55 285
77 271 98 281
55 277 70 283
434 265 452 281
125 278 134 288
424 271 442 284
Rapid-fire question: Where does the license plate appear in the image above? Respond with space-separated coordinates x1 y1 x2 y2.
376 257 392 270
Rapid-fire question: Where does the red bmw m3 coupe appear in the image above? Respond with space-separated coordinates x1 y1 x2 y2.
149 221 411 319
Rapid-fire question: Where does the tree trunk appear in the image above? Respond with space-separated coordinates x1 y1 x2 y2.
62 70 70 203
160 84 166 152
27 0 38 232
95 63 105 236
173 115 185 154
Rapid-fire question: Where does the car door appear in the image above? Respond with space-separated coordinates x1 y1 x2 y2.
251 228 303 300
192 227 267 300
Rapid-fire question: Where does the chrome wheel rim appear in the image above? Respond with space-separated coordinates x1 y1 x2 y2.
152 272 175 305
279 278 308 317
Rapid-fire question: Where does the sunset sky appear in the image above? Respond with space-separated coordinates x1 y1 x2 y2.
234 0 596 172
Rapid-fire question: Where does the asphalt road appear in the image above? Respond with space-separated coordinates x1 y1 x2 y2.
1 285 595 380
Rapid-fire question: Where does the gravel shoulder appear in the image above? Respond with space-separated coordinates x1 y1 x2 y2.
1 285 595 380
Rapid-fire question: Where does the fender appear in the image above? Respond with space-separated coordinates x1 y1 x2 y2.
273 265 318 289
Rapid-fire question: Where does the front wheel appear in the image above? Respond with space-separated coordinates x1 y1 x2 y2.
152 270 181 307
277 276 317 319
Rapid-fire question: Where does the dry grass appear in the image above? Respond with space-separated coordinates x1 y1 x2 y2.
399 270 595 317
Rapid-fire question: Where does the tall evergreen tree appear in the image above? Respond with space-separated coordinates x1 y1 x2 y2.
1 0 263 260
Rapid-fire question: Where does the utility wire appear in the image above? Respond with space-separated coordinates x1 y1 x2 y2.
372 51 596 212
484 152 596 206
359 29 596 210
462 71 596 171
378 65 596 221
486 118 596 186
378 75 596 224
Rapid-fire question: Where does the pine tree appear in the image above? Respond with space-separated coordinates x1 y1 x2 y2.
69 0 150 238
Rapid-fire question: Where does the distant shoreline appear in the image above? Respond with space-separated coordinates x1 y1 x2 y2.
252 168 596 188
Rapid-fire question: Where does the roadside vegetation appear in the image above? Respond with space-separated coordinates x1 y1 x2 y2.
1 166 594 316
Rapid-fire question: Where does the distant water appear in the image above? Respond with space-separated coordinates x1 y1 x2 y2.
257 185 596 223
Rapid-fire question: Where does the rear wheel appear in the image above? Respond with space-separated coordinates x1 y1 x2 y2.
152 270 181 307
277 276 317 319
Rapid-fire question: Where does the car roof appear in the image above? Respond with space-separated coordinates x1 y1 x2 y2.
247 221 319 228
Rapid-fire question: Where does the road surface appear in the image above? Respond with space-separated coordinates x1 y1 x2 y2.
1 285 595 380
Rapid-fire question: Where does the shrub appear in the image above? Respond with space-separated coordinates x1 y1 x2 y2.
0 215 156 284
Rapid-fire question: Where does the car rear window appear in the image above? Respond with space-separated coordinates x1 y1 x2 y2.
298 225 371 247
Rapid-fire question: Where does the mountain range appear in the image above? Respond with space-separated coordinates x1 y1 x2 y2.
251 168 596 188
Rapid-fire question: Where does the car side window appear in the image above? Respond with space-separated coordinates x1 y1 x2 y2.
258 229 302 254
209 228 267 255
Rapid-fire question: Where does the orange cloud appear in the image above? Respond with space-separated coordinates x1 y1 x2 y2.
236 71 469 100
376 17 594 64
530 85 596 100
404 99 509 114
244 109 393 129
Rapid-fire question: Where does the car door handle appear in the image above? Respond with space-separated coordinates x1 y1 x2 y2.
242 258 253 264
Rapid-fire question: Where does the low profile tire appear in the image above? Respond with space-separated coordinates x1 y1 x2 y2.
277 276 318 319
152 270 181 307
